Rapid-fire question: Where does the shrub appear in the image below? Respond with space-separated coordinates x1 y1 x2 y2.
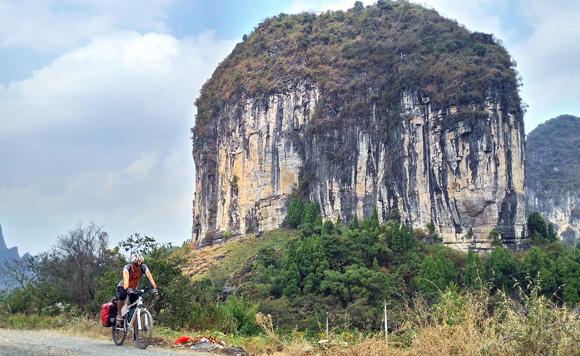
218 296 261 335
286 198 304 228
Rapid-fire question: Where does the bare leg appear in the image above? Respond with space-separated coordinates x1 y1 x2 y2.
116 299 125 326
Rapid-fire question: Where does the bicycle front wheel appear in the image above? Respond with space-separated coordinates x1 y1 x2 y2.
134 309 153 349
112 322 127 346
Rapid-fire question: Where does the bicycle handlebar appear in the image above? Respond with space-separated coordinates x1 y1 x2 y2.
127 288 158 295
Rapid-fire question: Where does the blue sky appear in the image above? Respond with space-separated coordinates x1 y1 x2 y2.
1 0 579 254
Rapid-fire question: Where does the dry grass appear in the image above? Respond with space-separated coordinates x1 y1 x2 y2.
59 318 112 340
180 230 298 280
253 290 580 356
3 289 577 356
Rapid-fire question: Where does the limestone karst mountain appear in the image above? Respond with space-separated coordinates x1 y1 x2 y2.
192 1 526 250
0 224 23 289
0 224 20 262
526 115 580 244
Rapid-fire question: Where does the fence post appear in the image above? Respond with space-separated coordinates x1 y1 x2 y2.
384 299 388 345
326 312 329 338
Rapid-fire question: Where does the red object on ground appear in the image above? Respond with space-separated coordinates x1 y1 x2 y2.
175 336 192 345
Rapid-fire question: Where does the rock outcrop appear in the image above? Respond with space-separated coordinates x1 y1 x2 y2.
526 115 580 244
0 224 23 289
0 224 19 262
192 2 527 250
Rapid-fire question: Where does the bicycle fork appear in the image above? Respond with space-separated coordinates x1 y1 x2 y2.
135 307 150 331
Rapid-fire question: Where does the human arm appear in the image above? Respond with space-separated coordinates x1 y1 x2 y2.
145 268 157 289
123 269 129 289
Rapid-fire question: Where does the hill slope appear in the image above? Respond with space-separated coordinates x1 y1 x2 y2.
526 115 580 242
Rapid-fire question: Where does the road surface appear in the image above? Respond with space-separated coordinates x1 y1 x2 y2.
0 329 215 355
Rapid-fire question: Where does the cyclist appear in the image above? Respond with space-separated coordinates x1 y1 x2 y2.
116 253 158 326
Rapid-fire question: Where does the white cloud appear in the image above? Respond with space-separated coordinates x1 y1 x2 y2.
0 30 235 253
413 0 506 38
511 1 580 130
286 0 362 13
0 31 234 136
0 0 171 52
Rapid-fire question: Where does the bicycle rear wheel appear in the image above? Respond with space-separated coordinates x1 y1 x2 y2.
112 322 127 345
135 309 153 349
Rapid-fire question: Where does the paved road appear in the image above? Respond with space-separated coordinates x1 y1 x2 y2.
0 329 214 356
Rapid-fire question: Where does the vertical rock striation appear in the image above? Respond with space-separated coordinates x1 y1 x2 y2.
192 2 527 249
193 87 526 250
193 84 319 240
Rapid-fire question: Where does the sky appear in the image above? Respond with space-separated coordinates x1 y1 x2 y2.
0 0 578 255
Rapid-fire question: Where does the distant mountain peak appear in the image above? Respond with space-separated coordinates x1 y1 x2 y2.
0 224 7 251
0 224 20 260
526 114 580 243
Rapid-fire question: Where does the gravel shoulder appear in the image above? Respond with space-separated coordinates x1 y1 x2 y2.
0 328 214 356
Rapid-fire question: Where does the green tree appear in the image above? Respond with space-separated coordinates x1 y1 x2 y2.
302 202 321 226
528 212 556 244
321 265 391 305
555 252 580 304
144 245 197 328
282 262 301 298
119 232 157 255
286 198 304 228
283 235 330 297
465 250 485 290
388 223 416 256
362 208 380 232
521 247 557 294
417 253 457 298
349 216 359 229
487 247 517 290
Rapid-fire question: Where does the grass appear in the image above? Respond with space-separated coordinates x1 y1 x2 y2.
0 314 68 329
1 288 578 355
180 229 299 281
3 229 577 355
0 313 111 340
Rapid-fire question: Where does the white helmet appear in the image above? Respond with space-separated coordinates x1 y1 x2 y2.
131 253 144 265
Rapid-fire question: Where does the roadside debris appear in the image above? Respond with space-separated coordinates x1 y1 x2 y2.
173 335 247 355
174 335 225 349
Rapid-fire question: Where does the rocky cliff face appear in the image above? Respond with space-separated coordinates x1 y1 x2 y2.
526 115 580 243
192 2 527 250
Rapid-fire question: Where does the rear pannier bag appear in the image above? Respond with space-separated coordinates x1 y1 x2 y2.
101 302 117 327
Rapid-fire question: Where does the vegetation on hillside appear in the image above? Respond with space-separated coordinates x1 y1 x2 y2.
526 114 580 197
224 199 579 333
1 204 578 354
194 1 521 146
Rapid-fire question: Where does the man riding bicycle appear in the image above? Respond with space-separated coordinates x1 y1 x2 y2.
116 253 158 326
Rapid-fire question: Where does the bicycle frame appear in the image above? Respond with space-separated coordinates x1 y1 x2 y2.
122 292 151 334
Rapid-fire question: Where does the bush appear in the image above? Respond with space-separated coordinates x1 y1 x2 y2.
487 247 517 291
285 198 304 228
217 296 261 335
416 253 457 299
528 212 557 245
